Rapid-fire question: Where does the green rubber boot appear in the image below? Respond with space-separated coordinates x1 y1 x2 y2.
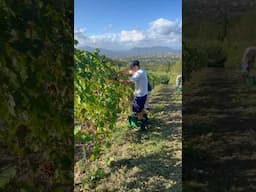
128 113 140 128
128 113 148 130
138 114 148 131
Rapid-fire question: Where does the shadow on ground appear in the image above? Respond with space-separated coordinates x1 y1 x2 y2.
183 69 256 191
108 148 181 192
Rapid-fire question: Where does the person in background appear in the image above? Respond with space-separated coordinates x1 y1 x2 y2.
118 60 148 130
241 47 256 80
176 74 182 90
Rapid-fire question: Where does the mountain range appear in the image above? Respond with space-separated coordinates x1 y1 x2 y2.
81 46 181 58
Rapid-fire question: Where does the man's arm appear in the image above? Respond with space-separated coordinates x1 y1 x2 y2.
118 69 134 75
117 68 137 84
119 79 132 84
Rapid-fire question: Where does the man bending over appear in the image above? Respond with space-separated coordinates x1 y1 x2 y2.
119 60 148 130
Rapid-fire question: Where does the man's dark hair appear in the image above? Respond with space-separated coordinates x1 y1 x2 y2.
130 60 140 69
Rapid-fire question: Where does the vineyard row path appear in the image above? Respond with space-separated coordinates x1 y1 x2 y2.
93 84 182 192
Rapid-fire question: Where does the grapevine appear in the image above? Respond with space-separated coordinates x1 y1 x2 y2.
183 41 207 82
74 46 132 160
0 1 73 190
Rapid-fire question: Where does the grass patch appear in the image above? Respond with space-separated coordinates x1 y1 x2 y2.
75 85 182 192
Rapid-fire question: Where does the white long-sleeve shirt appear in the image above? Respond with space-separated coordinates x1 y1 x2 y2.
129 69 148 97
176 74 182 88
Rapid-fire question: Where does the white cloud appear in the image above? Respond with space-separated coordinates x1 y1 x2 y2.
75 18 181 50
120 30 145 42
75 27 86 33
150 18 179 35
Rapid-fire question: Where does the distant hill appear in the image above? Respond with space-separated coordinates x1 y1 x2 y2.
81 46 180 58
129 47 180 55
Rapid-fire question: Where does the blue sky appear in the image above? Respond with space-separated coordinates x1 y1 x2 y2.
75 0 182 50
